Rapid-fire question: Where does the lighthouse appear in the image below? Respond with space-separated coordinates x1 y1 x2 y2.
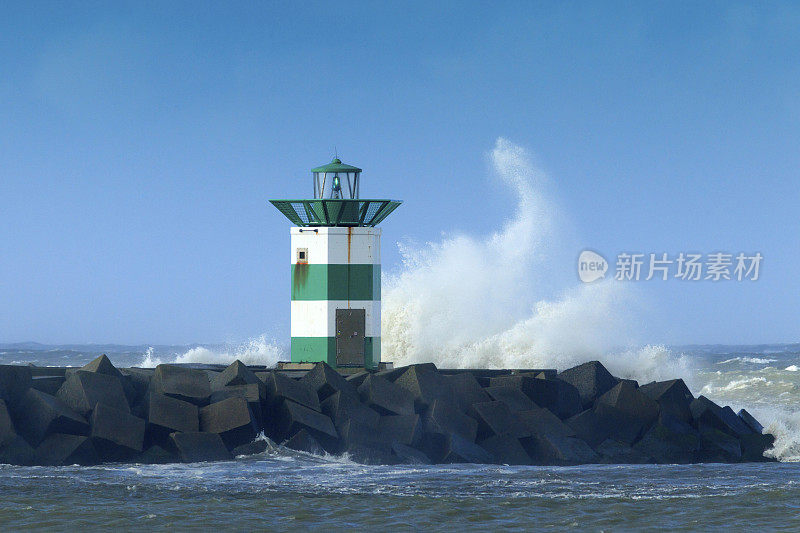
270 158 401 369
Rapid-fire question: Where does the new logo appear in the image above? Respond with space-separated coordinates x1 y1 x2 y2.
578 250 608 283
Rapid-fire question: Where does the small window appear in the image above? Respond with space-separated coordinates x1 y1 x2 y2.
296 248 308 264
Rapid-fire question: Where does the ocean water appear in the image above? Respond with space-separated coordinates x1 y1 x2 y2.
1 342 799 530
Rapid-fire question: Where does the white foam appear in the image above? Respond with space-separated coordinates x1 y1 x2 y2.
700 376 770 394
137 335 284 368
760 409 800 462
379 137 800 461
718 357 777 365
381 138 693 385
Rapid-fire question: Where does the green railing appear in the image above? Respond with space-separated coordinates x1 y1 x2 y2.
269 199 401 227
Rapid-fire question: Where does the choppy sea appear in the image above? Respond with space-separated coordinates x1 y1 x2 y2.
1 342 799 531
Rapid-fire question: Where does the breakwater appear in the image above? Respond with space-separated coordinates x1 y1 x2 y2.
0 357 774 466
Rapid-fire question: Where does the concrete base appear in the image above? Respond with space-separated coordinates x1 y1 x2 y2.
276 361 394 373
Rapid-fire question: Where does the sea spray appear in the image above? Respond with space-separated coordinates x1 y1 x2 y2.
381 138 800 460
138 335 284 367
381 138 688 383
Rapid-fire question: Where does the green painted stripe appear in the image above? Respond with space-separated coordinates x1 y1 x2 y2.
291 264 380 301
290 337 337 366
291 336 380 369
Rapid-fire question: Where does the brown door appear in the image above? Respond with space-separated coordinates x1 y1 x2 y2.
336 308 365 366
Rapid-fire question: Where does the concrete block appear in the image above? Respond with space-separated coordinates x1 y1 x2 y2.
418 432 448 462
489 375 581 419
232 439 269 457
484 386 537 412
639 379 693 423
204 370 221 383
337 418 389 452
135 445 178 464
14 389 89 446
170 431 232 462
210 383 265 404
0 399 35 465
565 405 646 448
737 408 764 434
639 377 693 400
0 365 32 407
56 370 130 417
545 379 587 420
516 407 576 439
690 396 725 430
321 390 380 430
146 392 199 444
720 406 754 437
91 403 146 460
263 372 321 412
393 364 448 411
357 374 415 416
0 399 14 445
208 384 265 430
422 399 478 442
276 399 337 441
81 354 122 377
442 373 491 412
345 371 370 388
391 442 431 464
300 362 357 401
284 428 324 455
521 433 599 465
478 435 531 465
345 443 399 465
378 414 421 447
200 396 258 449
739 433 775 462
691 396 752 437
211 360 262 389
0 434 36 465
564 408 607 448
421 432 494 464
30 367 66 377
658 411 696 436
152 365 211 406
698 428 742 462
80 356 135 407
120 368 155 413
376 364 420 382
558 361 618 409
596 381 659 428
596 439 653 464
633 422 700 464
469 401 526 439
36 433 100 466
31 376 65 396
488 375 528 393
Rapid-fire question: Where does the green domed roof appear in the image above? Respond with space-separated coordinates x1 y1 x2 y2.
311 157 362 173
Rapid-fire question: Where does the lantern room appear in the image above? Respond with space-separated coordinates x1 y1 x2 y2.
312 158 362 200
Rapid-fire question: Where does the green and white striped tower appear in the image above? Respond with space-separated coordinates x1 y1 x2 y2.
270 158 401 368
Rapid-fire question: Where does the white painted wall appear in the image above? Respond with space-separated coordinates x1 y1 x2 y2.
290 227 381 265
291 300 381 337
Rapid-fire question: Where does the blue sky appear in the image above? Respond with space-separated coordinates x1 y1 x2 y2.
1 1 798 345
